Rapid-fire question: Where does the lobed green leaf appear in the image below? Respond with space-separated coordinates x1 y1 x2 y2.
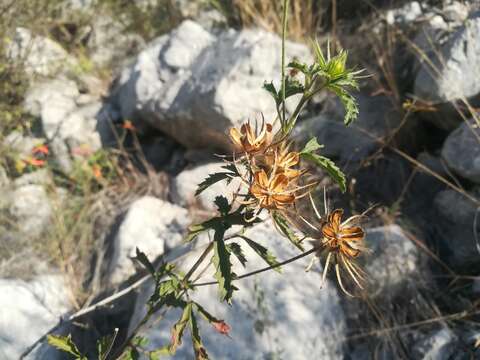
47 334 86 359
240 235 281 273
272 212 304 251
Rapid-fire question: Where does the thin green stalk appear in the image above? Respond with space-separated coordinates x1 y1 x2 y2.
281 0 289 132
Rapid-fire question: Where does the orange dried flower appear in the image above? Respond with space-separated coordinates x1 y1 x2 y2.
122 120 136 131
32 144 49 155
229 121 273 154
305 194 368 297
259 144 302 180
23 156 46 167
249 169 296 210
92 164 103 179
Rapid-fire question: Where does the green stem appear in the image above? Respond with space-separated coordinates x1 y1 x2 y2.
285 82 326 134
281 0 289 131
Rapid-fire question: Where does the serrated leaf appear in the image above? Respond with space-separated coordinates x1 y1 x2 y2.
193 302 222 324
241 236 281 273
279 77 304 99
120 347 140 360
169 303 192 354
97 329 119 360
189 311 209 360
47 334 85 359
212 227 236 303
227 242 247 268
134 247 156 277
214 196 231 216
195 165 237 196
272 212 304 251
132 336 149 347
263 81 279 105
300 137 324 154
287 59 309 74
301 152 346 192
149 347 171 359
328 85 359 126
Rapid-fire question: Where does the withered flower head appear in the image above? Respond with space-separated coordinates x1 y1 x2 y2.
229 121 273 154
259 143 302 180
305 194 367 297
249 169 296 210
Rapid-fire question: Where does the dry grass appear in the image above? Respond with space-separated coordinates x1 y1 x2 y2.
211 0 325 41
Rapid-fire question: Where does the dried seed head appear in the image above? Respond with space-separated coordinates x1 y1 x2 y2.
229 121 273 155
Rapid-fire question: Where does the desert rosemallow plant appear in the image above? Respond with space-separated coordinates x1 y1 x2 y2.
47 2 369 359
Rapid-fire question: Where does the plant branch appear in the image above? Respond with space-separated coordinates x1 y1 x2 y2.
281 0 289 130
193 246 319 287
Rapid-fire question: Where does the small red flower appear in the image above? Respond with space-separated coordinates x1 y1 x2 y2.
212 321 230 336
92 164 102 179
32 144 49 155
122 120 136 131
24 157 46 167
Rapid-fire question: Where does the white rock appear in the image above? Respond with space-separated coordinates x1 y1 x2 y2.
4 131 45 157
412 327 457 359
171 162 241 212
109 197 191 285
0 166 9 189
9 185 52 237
386 2 423 25
0 275 70 359
87 15 145 68
24 78 103 171
112 20 310 150
13 169 51 187
414 12 480 103
365 225 420 295
129 221 345 359
6 27 77 77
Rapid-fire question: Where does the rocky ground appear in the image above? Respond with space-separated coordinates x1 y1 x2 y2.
1 0 480 359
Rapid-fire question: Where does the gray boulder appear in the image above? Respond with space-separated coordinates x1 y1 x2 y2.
112 20 310 150
414 12 480 104
412 327 457 360
109 197 191 285
6 27 77 77
364 225 421 296
295 94 404 164
434 188 480 270
129 221 346 359
0 275 70 359
442 119 480 183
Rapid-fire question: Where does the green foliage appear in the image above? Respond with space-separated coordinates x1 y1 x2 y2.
190 311 209 359
227 242 247 267
47 334 86 360
195 164 238 196
263 78 305 106
185 206 260 243
97 329 119 360
240 235 281 273
272 212 304 251
300 137 346 192
134 247 156 277
169 303 193 353
213 227 237 304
